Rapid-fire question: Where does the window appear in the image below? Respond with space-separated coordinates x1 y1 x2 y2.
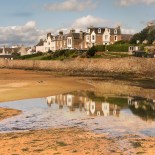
68 38 72 45
87 29 90 33
114 29 117 34
92 35 95 40
87 36 90 41
98 28 101 33
92 105 95 110
115 36 117 41
105 35 108 40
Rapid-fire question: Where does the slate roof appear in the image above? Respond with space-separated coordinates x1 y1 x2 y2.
0 47 20 54
35 40 44 46
88 27 121 35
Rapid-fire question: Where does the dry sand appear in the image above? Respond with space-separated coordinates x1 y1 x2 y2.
0 68 155 155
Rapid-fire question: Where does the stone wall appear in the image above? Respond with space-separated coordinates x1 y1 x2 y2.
0 58 155 77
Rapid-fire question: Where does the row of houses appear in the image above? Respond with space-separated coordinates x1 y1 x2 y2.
0 46 35 59
36 26 122 52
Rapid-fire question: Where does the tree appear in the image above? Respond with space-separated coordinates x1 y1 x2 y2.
147 29 155 44
130 33 141 44
87 46 97 57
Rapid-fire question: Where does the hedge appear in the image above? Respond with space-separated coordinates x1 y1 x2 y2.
95 44 145 52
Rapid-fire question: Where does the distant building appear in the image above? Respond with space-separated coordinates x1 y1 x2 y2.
128 46 140 54
147 20 155 27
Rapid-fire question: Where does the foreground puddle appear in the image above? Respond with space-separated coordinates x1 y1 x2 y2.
0 91 155 137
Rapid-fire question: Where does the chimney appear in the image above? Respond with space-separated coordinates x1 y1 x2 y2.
2 46 5 54
116 25 121 30
47 33 51 38
80 30 83 39
70 29 75 34
59 31 63 35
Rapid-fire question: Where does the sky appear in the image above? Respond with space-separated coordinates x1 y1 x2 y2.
0 0 155 46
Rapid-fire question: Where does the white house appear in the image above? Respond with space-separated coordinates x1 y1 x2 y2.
102 102 109 117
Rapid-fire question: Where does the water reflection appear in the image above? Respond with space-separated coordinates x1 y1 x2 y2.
46 93 120 117
1 91 155 136
128 97 155 121
46 92 155 121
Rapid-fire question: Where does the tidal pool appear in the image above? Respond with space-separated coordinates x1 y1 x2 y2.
0 91 155 137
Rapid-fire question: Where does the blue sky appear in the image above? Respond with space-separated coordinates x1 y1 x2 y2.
0 0 155 46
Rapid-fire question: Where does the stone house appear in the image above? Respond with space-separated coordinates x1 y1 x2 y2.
55 31 67 51
67 29 85 50
85 26 122 48
35 39 44 52
44 33 54 52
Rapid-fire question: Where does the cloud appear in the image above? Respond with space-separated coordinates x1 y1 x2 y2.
121 28 137 34
118 0 155 6
71 15 110 29
0 21 53 47
57 15 136 34
44 0 97 12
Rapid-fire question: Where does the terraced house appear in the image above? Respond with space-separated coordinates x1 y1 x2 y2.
85 26 122 48
36 26 122 52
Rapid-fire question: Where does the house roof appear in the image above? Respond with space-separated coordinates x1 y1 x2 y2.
36 40 44 46
88 27 121 35
0 47 20 54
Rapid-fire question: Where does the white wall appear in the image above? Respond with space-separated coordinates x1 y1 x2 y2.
103 29 110 45
67 37 73 49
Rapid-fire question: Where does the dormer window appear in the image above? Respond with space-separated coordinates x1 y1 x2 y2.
87 29 90 33
108 29 110 33
98 28 101 33
114 29 117 34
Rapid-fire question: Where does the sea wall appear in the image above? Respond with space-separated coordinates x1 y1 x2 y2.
0 58 155 77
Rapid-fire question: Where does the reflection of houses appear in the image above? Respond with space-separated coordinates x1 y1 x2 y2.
128 96 155 121
46 93 120 117
46 96 56 107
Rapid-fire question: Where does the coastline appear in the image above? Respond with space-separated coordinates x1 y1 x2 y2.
0 68 155 155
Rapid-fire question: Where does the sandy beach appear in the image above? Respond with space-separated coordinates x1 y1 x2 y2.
0 69 91 102
0 68 155 155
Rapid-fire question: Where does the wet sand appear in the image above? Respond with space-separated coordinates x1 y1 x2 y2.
0 68 155 155
0 107 21 121
0 128 155 155
0 128 121 155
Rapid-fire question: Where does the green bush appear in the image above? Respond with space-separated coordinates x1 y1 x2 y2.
87 46 97 57
95 45 106 52
18 52 43 60
53 49 67 58
95 44 129 52
106 44 129 52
